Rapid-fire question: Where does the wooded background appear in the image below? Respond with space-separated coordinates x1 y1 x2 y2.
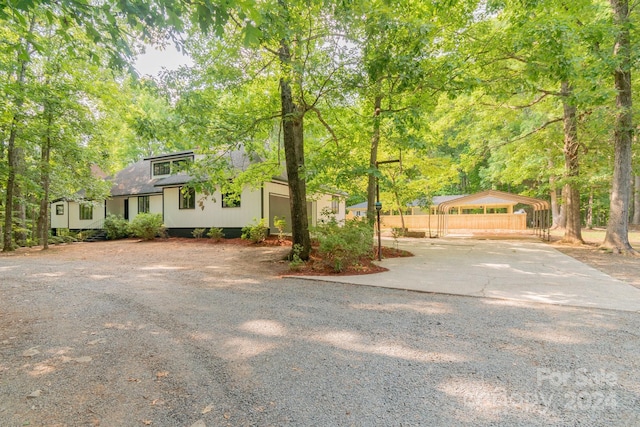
1 0 639 255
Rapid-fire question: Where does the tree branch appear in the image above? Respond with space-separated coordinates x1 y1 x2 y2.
310 106 339 149
490 117 564 152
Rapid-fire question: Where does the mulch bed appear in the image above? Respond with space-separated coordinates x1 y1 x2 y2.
198 235 413 276
282 240 413 277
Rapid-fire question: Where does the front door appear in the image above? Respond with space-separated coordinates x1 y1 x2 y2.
124 199 129 220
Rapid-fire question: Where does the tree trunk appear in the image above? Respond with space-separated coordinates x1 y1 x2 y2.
632 175 640 225
279 39 311 260
548 154 563 229
3 94 26 252
14 182 27 247
2 19 33 252
603 0 636 254
366 95 382 226
560 81 583 244
397 202 406 231
586 190 594 229
37 107 53 249
391 180 406 232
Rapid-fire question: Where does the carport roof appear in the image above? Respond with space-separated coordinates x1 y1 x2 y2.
437 190 549 212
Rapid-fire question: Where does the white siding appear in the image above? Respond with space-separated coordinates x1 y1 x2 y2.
129 194 162 221
149 195 163 215
50 201 69 229
51 179 348 233
315 194 346 224
163 186 263 228
67 201 105 229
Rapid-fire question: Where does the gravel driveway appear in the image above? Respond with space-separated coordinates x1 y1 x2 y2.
1 239 639 426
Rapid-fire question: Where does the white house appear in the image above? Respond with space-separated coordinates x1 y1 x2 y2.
51 150 346 238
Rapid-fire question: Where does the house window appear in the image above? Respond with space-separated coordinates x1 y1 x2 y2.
222 192 241 208
153 161 171 176
79 204 93 220
179 187 195 209
331 196 340 214
56 204 64 215
172 159 189 173
138 196 150 213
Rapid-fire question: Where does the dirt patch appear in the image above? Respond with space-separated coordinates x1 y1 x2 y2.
550 240 640 289
0 236 412 278
4 236 637 286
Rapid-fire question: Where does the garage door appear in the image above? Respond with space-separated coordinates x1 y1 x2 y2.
268 194 313 232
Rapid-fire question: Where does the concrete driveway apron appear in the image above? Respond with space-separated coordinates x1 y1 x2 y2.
294 237 640 312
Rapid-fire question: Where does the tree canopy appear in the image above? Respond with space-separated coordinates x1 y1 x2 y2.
1 0 639 253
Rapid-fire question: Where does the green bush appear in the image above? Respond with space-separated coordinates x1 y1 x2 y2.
61 235 78 243
273 216 287 242
104 214 130 240
241 218 268 243
192 228 206 239
129 213 166 240
207 227 225 241
49 236 65 245
313 219 374 273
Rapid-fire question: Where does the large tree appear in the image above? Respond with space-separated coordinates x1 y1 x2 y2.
603 0 637 254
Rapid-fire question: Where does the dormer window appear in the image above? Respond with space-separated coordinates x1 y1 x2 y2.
153 161 171 176
152 157 191 177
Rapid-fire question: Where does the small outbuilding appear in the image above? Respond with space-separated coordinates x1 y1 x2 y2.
435 190 550 239
346 190 550 239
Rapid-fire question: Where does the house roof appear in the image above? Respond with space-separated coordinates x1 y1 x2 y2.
346 201 368 210
109 150 289 198
143 150 195 161
110 158 163 197
154 174 192 187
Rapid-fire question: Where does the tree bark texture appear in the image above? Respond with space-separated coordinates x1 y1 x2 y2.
3 16 34 251
560 82 583 243
632 175 640 225
366 95 382 226
3 67 28 251
604 0 636 253
37 106 53 249
586 190 594 229
279 40 311 260
547 154 565 229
